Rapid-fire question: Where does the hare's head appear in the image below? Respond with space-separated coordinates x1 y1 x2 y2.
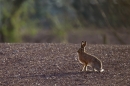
81 41 87 51
77 41 87 53
81 41 86 49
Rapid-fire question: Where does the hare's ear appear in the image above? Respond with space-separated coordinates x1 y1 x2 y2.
81 41 83 47
81 41 86 48
84 41 87 46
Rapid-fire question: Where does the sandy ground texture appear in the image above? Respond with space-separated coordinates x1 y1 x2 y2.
0 43 130 86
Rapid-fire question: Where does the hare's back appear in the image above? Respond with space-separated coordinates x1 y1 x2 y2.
82 53 94 62
84 53 100 62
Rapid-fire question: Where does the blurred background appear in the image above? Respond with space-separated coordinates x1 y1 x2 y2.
0 0 130 44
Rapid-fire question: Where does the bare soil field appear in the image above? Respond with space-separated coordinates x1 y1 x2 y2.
0 43 130 86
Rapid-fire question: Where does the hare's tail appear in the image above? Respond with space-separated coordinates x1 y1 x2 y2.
100 69 104 72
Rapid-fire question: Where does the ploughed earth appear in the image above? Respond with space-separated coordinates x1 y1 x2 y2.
0 43 130 86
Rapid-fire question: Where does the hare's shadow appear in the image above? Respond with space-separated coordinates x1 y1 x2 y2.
38 71 93 78
4 71 92 79
46 71 92 78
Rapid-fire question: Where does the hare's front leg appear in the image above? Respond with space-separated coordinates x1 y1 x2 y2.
82 64 87 71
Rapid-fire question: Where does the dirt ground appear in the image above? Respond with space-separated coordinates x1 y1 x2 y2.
0 43 130 86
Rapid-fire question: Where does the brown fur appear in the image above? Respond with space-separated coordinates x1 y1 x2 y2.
77 41 104 72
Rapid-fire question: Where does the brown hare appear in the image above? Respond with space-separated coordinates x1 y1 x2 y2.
77 41 104 72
